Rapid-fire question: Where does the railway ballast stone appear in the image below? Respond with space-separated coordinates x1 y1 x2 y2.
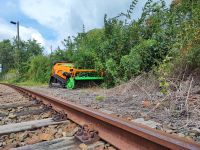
132 118 161 129
23 73 200 143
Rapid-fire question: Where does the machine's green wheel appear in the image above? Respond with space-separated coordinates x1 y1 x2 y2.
66 78 75 89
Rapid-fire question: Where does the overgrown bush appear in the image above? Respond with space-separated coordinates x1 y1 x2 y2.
28 55 51 83
120 47 141 81
187 46 200 68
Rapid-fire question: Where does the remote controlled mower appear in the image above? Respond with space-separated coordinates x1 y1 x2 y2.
49 62 103 89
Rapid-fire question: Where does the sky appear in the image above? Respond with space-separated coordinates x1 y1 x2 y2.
0 0 172 53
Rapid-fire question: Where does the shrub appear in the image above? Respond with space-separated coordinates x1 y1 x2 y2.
120 48 141 81
28 55 51 83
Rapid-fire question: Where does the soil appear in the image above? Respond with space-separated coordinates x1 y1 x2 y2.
24 73 200 143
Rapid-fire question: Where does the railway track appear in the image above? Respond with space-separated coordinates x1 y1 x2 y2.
0 84 110 150
0 83 200 150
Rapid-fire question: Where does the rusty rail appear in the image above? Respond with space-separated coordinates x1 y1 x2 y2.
3 84 200 150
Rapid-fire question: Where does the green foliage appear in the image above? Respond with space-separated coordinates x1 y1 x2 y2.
120 48 141 81
50 48 68 62
29 55 51 83
0 69 18 83
14 39 43 74
187 46 200 67
0 40 15 73
155 56 173 94
48 0 200 87
57 1 174 87
1 0 200 87
105 58 119 86
17 40 43 75
0 38 45 83
73 50 97 68
95 95 104 101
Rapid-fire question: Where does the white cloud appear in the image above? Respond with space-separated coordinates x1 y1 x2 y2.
0 18 46 47
19 0 172 36
0 19 16 40
19 0 72 36
19 0 132 43
18 0 134 53
2 0 173 53
20 26 46 46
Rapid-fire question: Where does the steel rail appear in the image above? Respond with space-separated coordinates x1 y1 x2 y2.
3 84 200 150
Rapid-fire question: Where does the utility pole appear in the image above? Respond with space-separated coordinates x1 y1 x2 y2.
0 64 2 73
17 21 19 50
10 21 20 72
10 21 20 49
50 45 52 54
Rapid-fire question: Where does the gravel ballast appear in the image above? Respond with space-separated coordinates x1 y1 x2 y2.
24 74 200 143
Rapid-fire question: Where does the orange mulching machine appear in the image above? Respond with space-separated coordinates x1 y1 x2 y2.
49 61 103 89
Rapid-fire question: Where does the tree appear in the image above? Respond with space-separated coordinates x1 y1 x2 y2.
15 39 44 74
0 40 15 73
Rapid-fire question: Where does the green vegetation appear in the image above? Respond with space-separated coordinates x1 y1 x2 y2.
0 39 46 84
95 95 104 101
28 55 51 83
0 0 200 90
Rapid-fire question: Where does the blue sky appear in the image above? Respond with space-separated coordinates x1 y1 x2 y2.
0 0 172 53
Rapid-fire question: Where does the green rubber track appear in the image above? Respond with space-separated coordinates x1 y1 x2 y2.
66 78 75 89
